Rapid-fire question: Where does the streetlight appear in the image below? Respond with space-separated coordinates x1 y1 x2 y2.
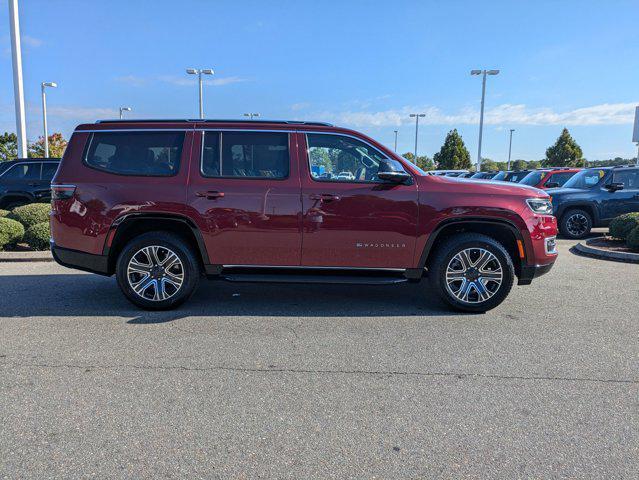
186 68 214 119
393 130 398 152
471 69 500 170
119 106 132 119
409 113 425 162
41 82 57 158
507 129 515 170
243 113 260 120
9 0 27 158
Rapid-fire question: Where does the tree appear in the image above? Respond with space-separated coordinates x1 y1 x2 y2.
511 159 528 171
433 129 472 170
401 152 415 162
416 156 434 171
0 132 18 162
28 133 68 158
544 128 584 167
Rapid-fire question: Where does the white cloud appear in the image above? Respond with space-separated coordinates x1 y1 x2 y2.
22 35 43 48
316 102 639 128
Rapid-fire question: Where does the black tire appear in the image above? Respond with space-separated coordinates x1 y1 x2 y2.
116 231 200 310
559 209 592 239
429 233 515 313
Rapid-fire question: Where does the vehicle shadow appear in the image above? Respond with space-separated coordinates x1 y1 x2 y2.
0 273 461 324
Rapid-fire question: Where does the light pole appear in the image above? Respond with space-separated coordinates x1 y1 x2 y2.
186 68 214 119
507 129 515 170
409 114 425 163
119 106 132 119
471 69 500 170
393 130 398 152
9 0 27 158
41 82 57 158
243 113 260 120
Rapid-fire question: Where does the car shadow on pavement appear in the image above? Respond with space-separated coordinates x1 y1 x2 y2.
0 273 463 324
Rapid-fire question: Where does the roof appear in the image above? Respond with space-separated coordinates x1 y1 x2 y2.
94 119 333 126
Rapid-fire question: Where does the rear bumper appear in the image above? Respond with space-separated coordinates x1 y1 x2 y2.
50 241 111 276
517 262 554 285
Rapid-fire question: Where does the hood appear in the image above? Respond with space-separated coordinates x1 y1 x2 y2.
424 175 547 197
545 187 588 196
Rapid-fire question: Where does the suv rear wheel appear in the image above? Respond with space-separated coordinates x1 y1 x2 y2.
429 233 515 313
116 232 200 310
559 209 592 239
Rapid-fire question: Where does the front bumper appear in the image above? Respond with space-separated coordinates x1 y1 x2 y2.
50 241 111 276
517 262 555 285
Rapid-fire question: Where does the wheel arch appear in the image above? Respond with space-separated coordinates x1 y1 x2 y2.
0 193 34 209
103 213 209 275
556 203 598 225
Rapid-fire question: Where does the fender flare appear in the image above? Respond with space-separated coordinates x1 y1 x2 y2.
555 202 599 225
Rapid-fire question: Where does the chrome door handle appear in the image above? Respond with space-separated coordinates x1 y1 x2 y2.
196 190 225 199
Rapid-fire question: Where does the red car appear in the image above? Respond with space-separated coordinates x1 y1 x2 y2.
519 168 581 189
50 119 557 312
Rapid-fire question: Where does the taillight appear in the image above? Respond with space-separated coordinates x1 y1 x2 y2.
51 184 76 200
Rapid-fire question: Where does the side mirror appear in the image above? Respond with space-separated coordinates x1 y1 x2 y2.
545 181 560 188
378 170 411 183
605 182 624 192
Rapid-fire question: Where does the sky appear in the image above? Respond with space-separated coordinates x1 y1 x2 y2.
1 0 639 161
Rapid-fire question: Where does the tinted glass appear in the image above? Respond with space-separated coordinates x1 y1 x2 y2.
520 171 544 186
612 169 638 189
1 162 40 180
548 171 575 187
507 171 529 182
85 132 184 176
563 169 606 189
492 171 506 181
41 162 59 181
307 134 390 182
202 131 289 178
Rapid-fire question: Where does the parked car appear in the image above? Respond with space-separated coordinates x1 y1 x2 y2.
503 170 532 183
548 165 639 238
428 170 469 176
519 168 580 189
0 158 60 209
470 171 498 179
50 119 558 312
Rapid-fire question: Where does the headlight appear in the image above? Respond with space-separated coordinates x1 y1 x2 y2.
526 198 553 215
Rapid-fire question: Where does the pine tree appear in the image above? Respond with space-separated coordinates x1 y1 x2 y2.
544 128 584 167
433 129 472 169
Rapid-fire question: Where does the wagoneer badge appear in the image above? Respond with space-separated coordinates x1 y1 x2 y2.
356 242 406 248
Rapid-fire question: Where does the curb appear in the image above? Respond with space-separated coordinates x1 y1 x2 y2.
0 251 54 263
573 240 639 264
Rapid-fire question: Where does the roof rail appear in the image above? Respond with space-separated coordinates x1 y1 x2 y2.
95 119 334 126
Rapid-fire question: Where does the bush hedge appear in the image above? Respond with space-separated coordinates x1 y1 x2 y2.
609 212 639 240
627 226 639 251
7 203 50 229
0 217 25 250
0 209 10 218
24 221 51 251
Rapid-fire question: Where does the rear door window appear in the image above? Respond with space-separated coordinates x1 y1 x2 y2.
1 162 41 180
84 131 185 176
201 131 289 179
41 162 59 181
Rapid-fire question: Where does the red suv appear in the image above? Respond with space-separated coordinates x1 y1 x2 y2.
50 120 558 312
519 168 581 189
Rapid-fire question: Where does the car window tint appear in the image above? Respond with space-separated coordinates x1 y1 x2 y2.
2 163 40 180
85 132 184 176
202 131 289 179
613 169 638 189
307 133 388 182
549 172 575 186
41 163 59 181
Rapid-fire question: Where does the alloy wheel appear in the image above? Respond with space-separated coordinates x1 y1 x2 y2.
566 213 588 237
126 245 184 301
445 248 503 304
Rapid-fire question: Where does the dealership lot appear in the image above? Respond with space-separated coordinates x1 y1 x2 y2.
1 238 637 478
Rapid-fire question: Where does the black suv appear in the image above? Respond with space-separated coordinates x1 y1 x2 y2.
0 158 60 209
548 165 639 238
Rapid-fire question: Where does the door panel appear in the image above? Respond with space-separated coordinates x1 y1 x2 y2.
298 132 418 268
600 169 639 219
187 130 302 266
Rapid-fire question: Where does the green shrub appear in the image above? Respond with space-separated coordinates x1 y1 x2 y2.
609 212 639 240
0 217 25 250
627 226 639 251
0 209 9 218
24 221 50 251
7 203 50 228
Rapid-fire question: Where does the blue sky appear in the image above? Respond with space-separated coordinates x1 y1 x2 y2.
1 0 639 161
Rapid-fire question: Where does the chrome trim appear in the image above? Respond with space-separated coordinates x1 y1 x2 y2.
221 265 406 272
75 129 193 133
445 248 503 304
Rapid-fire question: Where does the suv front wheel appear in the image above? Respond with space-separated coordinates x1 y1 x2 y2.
116 232 200 310
559 209 592 239
429 233 515 313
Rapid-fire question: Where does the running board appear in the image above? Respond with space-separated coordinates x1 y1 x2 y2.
220 273 408 285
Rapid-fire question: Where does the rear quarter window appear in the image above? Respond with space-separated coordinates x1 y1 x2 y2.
84 131 185 176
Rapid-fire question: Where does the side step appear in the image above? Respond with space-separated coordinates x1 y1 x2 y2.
220 273 408 285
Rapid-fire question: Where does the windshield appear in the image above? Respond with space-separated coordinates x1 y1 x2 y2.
492 171 506 181
520 171 547 186
562 169 606 189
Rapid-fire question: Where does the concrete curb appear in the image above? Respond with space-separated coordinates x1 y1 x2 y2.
0 251 54 262
573 239 639 264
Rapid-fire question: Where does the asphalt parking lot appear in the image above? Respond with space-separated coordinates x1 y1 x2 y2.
1 237 637 479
